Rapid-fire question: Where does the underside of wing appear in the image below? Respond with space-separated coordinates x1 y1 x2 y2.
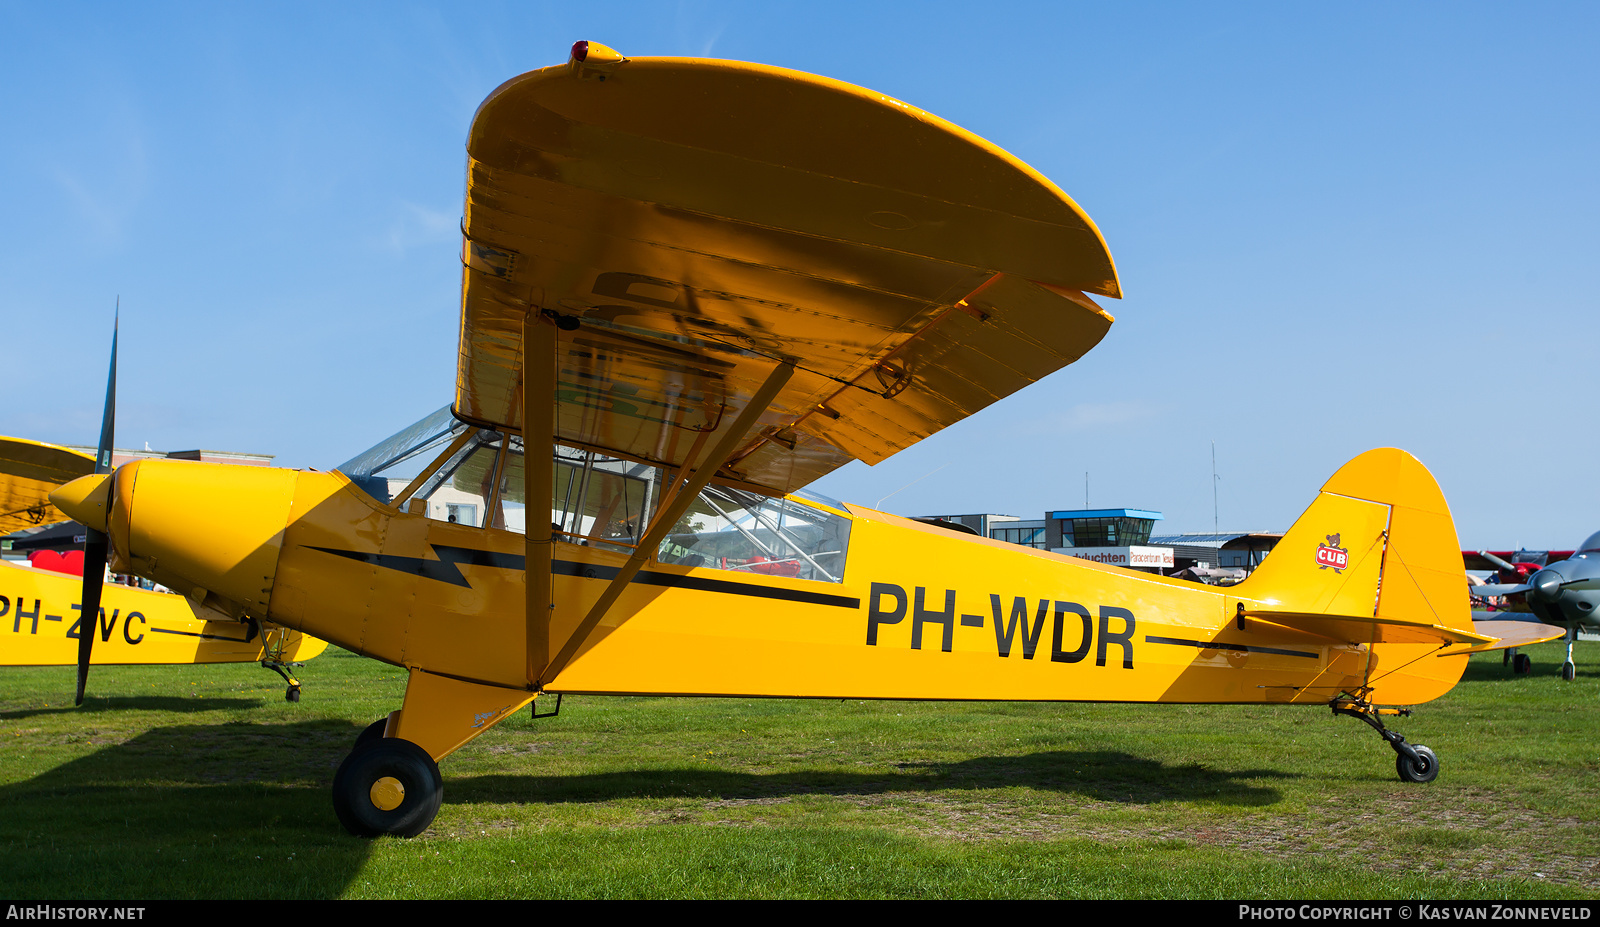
456 52 1120 496
0 436 94 535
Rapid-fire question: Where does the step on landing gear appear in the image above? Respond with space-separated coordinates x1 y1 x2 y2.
1330 695 1438 783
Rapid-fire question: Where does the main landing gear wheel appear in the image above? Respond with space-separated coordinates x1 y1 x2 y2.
354 718 389 750
1514 653 1532 674
1562 661 1577 682
332 737 443 838
1395 744 1439 784
285 685 301 703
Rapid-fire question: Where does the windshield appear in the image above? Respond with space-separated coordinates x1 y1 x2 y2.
335 407 470 504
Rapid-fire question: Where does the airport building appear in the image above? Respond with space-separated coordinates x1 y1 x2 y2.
920 508 1284 581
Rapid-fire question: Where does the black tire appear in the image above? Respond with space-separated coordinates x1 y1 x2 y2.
1562 661 1577 682
1514 653 1532 674
1396 745 1439 784
285 686 301 703
331 738 443 837
354 718 390 750
1503 649 1511 667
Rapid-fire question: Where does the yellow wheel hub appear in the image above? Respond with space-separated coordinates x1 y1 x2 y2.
369 776 406 811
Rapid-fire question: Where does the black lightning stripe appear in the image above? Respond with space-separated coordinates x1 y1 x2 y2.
304 544 860 608
1145 635 1319 659
307 544 524 588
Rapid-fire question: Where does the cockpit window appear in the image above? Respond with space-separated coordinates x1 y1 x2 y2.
338 409 850 581
657 485 850 583
1579 531 1600 555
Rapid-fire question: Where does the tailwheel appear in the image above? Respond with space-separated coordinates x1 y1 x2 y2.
332 737 443 838
1395 744 1439 784
1330 695 1440 784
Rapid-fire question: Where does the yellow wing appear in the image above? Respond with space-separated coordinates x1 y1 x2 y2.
457 50 1120 496
0 436 94 535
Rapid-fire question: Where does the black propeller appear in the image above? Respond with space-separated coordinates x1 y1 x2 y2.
75 309 117 706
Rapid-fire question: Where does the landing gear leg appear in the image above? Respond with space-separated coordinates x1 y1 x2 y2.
262 659 305 702
1330 696 1438 783
1562 626 1577 682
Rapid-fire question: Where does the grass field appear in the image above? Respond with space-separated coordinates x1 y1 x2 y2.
0 640 1595 899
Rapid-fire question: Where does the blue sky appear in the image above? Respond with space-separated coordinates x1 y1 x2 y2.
1 2 1595 549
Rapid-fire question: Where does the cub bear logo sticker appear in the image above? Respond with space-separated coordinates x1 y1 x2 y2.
1316 533 1348 573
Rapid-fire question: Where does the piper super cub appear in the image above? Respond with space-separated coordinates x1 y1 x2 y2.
50 43 1559 837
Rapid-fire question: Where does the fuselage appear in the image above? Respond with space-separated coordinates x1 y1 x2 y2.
72 451 1464 707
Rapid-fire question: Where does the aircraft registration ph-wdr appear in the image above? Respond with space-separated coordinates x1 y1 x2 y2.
50 43 1551 837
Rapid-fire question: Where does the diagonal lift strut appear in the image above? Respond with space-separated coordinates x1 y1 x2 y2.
522 309 795 689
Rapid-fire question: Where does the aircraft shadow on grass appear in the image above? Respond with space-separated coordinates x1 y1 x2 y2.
0 720 1289 893
449 748 1293 809
0 695 267 720
0 720 374 897
0 720 1296 895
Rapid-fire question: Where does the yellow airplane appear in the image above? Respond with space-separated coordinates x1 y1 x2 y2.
49 43 1561 837
0 558 325 691
0 435 96 536
1 435 325 699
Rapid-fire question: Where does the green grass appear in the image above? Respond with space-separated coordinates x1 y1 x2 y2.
0 640 1596 899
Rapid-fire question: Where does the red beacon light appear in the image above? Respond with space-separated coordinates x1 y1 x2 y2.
569 40 626 76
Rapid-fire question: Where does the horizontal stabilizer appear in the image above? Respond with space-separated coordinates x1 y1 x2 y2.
1447 619 1568 655
1243 609 1496 647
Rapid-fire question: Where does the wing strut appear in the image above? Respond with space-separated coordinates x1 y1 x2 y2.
536 358 796 688
525 312 558 685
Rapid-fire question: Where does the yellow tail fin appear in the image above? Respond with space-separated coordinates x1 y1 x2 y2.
1237 448 1470 638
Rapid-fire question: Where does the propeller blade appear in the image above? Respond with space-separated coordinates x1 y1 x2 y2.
1476 551 1519 574
76 309 117 706
95 309 117 474
74 529 108 705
